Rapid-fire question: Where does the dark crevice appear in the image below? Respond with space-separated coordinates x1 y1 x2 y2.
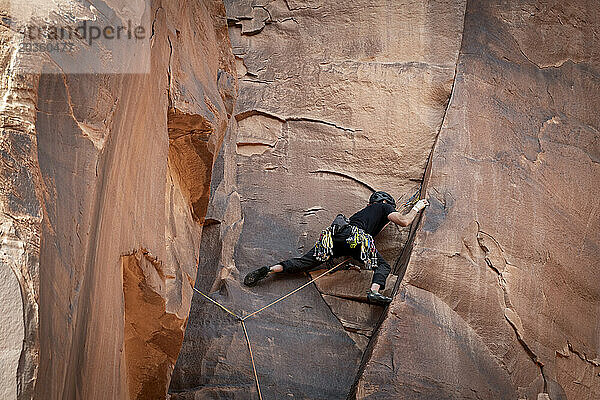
166 36 173 109
308 169 376 192
235 109 361 132
346 1 467 395
149 6 163 41
560 342 600 367
504 313 548 393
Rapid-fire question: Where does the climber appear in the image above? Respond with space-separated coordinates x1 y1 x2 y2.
243 191 429 305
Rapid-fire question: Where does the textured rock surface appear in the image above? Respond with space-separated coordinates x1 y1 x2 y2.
310 269 397 349
356 284 518 399
2 0 597 399
171 0 466 398
0 22 45 400
0 0 235 399
0 239 27 400
310 268 397 302
355 0 600 399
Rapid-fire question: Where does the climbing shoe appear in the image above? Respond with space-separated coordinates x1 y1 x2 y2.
367 290 392 305
244 266 270 287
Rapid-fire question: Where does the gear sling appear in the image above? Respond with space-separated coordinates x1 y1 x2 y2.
278 214 392 290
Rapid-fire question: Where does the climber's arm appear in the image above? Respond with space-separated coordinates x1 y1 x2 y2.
387 199 429 227
387 209 417 227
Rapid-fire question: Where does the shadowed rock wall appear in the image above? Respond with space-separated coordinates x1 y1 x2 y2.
355 1 600 399
171 0 467 398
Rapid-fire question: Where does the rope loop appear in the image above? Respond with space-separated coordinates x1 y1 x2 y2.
191 257 351 399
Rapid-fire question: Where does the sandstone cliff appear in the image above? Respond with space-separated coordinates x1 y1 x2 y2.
170 0 467 398
172 0 599 399
1 0 598 400
0 0 235 399
355 0 600 399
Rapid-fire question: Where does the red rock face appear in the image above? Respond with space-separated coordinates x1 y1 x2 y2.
0 1 235 399
170 0 466 399
2 0 598 399
355 0 600 399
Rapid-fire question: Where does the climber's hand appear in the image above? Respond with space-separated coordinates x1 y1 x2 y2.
412 199 429 212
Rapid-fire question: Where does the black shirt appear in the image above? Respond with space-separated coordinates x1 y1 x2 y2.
348 202 396 237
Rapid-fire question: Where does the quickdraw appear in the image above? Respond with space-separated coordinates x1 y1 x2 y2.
313 224 378 270
345 225 378 270
400 190 420 208
314 226 334 262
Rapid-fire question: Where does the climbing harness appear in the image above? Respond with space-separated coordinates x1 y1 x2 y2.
190 257 351 400
314 213 350 262
313 225 377 269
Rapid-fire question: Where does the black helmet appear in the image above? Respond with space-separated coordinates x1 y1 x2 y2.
369 191 396 207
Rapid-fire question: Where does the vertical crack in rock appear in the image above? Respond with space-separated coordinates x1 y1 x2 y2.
475 221 549 393
166 36 173 109
149 6 164 41
347 2 467 396
387 11 464 284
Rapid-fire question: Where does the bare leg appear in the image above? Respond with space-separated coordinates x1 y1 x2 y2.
269 264 283 273
370 283 381 293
